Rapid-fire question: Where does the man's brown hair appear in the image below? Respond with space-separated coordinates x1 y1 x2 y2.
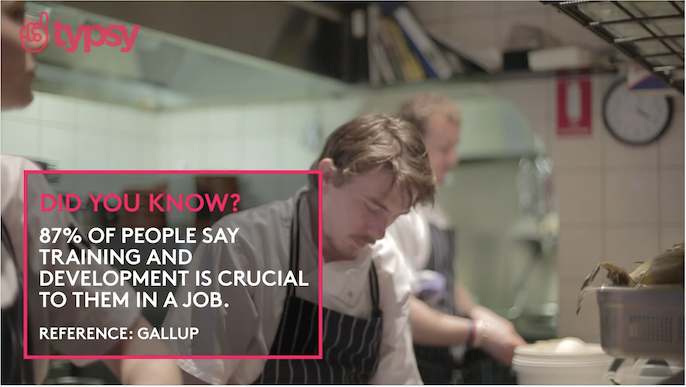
396 92 461 135
309 112 435 207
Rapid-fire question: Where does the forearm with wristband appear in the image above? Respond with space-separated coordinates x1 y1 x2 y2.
467 320 489 348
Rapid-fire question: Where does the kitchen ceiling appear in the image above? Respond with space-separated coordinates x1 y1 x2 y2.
27 1 353 110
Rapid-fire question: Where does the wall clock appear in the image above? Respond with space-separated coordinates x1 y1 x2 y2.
602 78 673 146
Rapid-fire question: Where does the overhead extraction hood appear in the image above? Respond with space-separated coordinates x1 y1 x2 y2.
28 1 357 110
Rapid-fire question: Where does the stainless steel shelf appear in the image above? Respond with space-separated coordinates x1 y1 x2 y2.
543 1 685 94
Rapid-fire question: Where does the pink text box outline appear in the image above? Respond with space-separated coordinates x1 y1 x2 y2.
23 170 323 360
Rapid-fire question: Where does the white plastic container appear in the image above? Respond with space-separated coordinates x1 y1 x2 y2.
512 337 614 385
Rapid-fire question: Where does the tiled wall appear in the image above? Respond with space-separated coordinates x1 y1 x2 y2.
154 97 367 171
411 1 685 342
1 93 366 172
1 92 158 170
1 92 369 210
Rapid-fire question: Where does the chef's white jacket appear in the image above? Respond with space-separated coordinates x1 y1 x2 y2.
1 155 140 383
385 203 453 284
163 187 422 385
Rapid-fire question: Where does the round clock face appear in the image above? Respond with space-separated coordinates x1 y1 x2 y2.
602 79 673 145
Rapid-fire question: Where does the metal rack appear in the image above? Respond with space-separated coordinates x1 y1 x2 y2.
543 1 685 94
596 285 684 385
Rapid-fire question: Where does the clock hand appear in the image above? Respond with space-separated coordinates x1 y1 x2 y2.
638 108 650 120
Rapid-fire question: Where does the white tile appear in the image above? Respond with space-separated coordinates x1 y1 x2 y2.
244 139 278 170
658 107 684 167
208 107 242 139
558 277 601 341
165 110 207 144
7 91 41 121
602 126 659 168
98 135 114 170
508 78 552 118
108 138 136 170
76 100 110 131
555 171 603 224
76 133 108 170
136 111 159 142
169 141 204 170
134 142 158 170
604 228 660 270
157 142 173 169
604 171 659 224
280 136 319 170
1 121 41 158
557 228 603 280
167 111 194 142
40 125 76 170
277 102 319 140
109 105 138 136
184 109 210 142
40 93 76 124
154 114 171 139
659 168 684 224
550 118 603 168
244 105 278 139
207 140 245 171
660 226 685 250
192 142 209 170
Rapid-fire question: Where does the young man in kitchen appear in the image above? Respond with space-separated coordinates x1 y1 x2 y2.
385 92 527 384
163 112 435 384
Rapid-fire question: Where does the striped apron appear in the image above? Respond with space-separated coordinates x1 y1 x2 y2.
254 193 383 384
413 224 462 384
414 224 516 384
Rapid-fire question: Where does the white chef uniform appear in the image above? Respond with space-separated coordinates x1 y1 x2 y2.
385 203 453 283
163 187 422 385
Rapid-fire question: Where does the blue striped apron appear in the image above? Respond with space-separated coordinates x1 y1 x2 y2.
413 224 462 384
254 193 383 384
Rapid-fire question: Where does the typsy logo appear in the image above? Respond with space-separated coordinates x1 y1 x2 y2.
21 12 140 54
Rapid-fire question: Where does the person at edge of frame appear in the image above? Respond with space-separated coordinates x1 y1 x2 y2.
1 1 183 384
386 92 527 384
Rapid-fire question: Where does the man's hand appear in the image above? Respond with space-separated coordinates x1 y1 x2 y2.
471 306 526 367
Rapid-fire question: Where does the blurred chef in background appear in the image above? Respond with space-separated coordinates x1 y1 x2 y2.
386 93 526 384
1 2 183 383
